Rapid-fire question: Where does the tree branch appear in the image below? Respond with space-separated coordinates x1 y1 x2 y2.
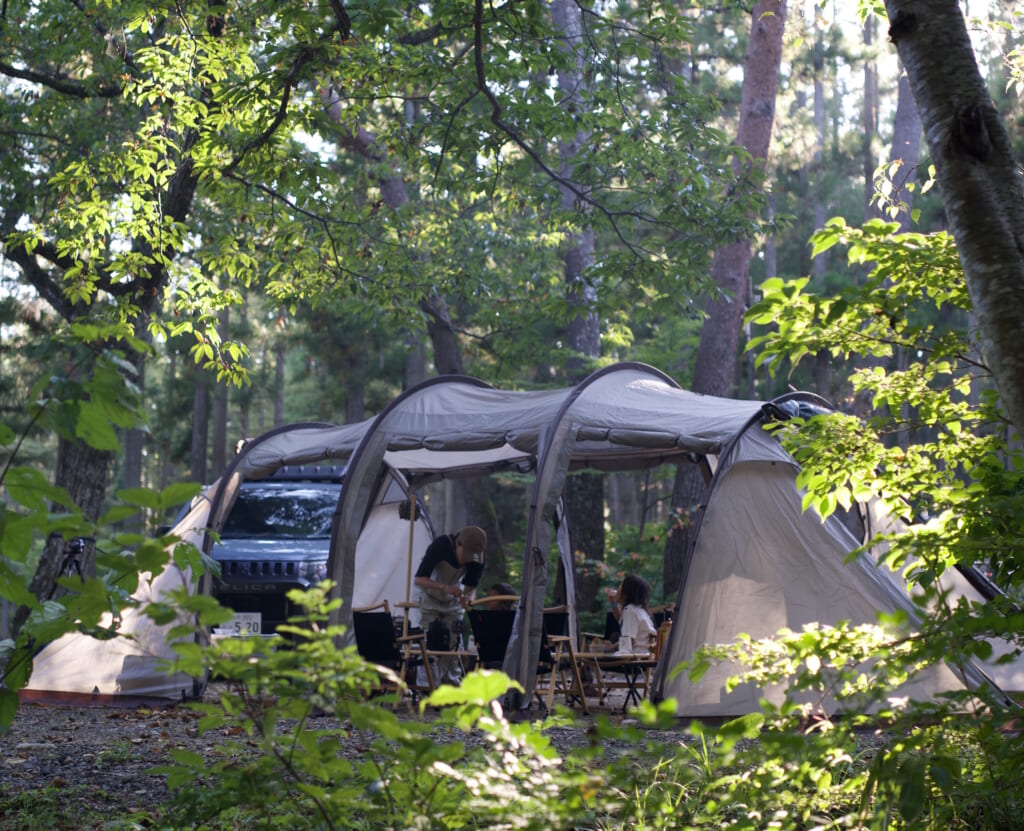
0 60 122 98
468 0 649 256
223 46 316 175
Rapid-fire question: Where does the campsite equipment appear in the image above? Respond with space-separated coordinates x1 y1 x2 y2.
23 362 1024 716
352 600 435 701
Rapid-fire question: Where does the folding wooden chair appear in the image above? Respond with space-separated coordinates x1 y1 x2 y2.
533 605 589 715
352 601 435 702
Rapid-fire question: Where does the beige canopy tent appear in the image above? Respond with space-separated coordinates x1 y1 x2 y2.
24 362 1020 713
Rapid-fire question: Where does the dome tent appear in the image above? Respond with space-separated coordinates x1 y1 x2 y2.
327 362 1018 716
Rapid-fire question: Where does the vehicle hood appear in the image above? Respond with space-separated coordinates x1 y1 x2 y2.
211 538 329 562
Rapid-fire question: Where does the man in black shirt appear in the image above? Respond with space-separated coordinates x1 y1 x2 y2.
414 525 486 685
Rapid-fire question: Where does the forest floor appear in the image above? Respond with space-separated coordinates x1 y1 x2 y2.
0 683 668 829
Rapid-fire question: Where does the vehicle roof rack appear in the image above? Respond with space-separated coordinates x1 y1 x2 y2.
267 464 347 481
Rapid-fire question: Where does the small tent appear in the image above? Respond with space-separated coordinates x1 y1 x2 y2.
22 418 435 703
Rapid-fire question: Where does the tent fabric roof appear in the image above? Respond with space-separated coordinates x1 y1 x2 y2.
327 363 768 704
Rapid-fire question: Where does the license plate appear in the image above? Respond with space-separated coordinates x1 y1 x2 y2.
218 612 262 636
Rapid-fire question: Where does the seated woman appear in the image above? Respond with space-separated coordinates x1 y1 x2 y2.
606 574 656 656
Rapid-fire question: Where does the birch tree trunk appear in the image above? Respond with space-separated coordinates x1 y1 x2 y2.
883 0 1024 439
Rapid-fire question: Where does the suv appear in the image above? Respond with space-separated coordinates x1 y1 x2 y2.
211 466 344 635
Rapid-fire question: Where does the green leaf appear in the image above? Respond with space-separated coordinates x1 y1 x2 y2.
117 487 162 510
896 755 927 823
716 712 764 747
928 755 960 794
0 689 19 729
75 400 122 451
0 423 16 446
426 670 519 707
160 481 203 509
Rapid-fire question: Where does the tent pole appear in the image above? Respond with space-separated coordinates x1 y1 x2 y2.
403 498 416 638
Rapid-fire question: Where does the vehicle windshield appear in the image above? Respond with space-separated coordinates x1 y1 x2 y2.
221 482 342 539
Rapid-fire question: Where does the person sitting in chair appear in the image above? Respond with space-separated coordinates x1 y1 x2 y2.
606 574 656 656
413 525 486 685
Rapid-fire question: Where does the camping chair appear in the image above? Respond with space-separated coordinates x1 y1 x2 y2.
352 601 435 703
533 605 589 715
466 596 519 670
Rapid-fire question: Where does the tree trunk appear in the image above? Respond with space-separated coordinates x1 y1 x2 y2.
123 344 145 529
11 437 111 636
273 332 286 428
665 0 786 593
813 25 827 284
190 371 209 484
237 296 250 441
422 296 463 375
553 0 603 616
661 460 707 604
160 349 178 490
888 68 922 231
812 24 831 400
884 0 1024 439
863 16 879 220
344 347 366 424
211 302 230 477
691 0 786 399
404 332 427 389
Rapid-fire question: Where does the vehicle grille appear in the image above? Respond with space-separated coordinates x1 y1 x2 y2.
221 560 300 579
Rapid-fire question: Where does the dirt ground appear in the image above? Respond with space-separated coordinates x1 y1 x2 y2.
0 682 662 824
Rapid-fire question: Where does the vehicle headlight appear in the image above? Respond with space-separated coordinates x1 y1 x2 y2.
298 560 328 584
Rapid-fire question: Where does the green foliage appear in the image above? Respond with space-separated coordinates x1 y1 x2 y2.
0 374 200 726
155 584 634 830
727 214 1024 828
153 582 890 831
2 0 757 398
0 783 154 831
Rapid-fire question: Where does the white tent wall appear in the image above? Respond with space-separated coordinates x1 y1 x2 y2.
352 491 435 627
862 495 1024 694
652 453 970 716
23 489 214 703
